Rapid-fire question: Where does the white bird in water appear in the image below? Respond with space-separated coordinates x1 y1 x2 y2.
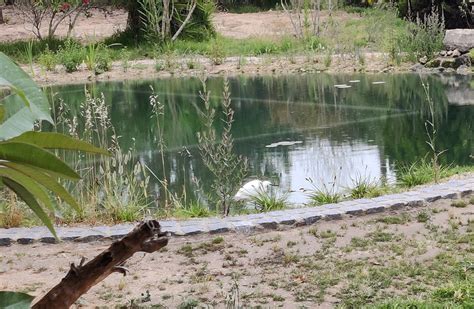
234 180 274 202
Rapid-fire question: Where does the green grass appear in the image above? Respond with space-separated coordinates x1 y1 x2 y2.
451 200 468 208
0 8 414 66
376 214 410 225
171 201 214 219
250 191 288 212
349 175 387 199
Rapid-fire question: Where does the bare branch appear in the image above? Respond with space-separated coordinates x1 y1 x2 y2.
32 220 168 309
171 0 197 41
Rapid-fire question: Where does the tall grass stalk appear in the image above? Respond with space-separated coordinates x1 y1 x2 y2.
25 39 34 76
149 88 171 209
421 78 446 184
198 77 247 216
53 92 150 223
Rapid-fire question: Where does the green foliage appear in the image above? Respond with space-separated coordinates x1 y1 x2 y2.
0 53 107 237
172 201 214 218
85 43 111 74
57 39 85 73
377 5 443 61
307 176 342 205
0 52 53 140
251 191 287 212
0 291 34 309
120 0 215 42
198 78 247 216
0 37 66 63
349 175 384 199
309 188 342 205
398 158 449 187
451 200 467 208
38 47 57 71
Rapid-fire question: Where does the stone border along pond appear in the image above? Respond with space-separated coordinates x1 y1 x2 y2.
0 177 473 246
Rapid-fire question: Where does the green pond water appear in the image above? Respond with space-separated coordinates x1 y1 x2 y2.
47 73 474 204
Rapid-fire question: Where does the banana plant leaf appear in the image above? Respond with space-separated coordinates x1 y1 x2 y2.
0 52 53 140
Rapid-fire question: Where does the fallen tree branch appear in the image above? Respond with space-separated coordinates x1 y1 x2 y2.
32 220 168 309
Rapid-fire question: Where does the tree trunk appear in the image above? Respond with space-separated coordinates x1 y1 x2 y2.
126 0 142 36
32 220 168 309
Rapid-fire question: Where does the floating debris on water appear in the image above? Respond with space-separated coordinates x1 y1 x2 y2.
334 84 351 89
372 81 386 85
266 141 303 148
349 80 360 83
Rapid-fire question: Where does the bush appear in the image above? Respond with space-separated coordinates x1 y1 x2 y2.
37 47 57 71
57 39 85 73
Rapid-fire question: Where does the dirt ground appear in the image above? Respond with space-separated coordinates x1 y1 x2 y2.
0 8 358 42
0 7 409 86
0 196 472 308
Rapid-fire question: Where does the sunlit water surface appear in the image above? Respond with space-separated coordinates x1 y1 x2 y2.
47 74 474 205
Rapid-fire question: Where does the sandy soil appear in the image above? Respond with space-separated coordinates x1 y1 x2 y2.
213 11 359 39
0 8 358 42
1 7 411 85
28 52 409 87
1 196 472 308
0 7 128 42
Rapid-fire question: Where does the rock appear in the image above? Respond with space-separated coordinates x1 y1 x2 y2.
419 56 428 64
440 55 470 69
447 50 453 56
452 49 461 58
455 54 471 67
410 63 425 72
426 58 441 68
444 29 474 53
456 65 471 75
440 50 447 57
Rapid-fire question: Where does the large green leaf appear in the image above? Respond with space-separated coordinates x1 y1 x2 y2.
0 291 34 309
3 162 80 211
0 142 80 179
0 52 53 140
11 131 109 155
0 167 53 211
4 179 57 238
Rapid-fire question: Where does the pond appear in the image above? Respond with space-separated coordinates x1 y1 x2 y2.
47 73 474 205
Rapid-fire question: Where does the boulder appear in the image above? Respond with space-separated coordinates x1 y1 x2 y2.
444 29 474 53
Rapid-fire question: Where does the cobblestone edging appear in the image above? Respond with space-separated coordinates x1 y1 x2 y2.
0 177 473 246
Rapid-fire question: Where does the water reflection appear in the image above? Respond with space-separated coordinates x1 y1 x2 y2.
47 73 474 204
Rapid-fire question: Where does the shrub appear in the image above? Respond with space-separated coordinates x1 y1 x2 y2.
38 47 57 71
450 200 467 208
57 39 84 73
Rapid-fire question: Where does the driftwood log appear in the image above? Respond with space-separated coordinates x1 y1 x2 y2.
32 220 168 309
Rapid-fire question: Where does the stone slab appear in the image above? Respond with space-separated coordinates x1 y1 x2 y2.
0 177 472 245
